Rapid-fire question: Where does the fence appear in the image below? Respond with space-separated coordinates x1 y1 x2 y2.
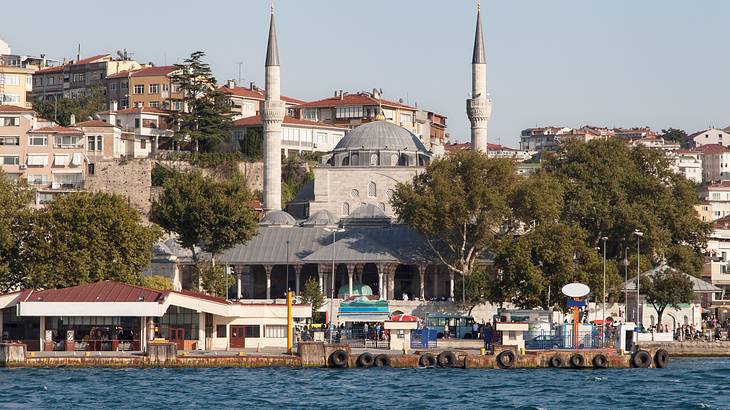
337 328 390 349
525 329 616 350
411 329 438 349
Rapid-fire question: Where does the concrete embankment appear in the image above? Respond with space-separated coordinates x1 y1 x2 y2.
640 341 730 357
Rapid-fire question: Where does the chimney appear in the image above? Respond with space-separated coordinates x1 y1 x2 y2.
110 100 118 112
69 114 76 126
135 101 143 108
250 81 255 90
334 90 338 97
339 90 344 100
226 79 236 89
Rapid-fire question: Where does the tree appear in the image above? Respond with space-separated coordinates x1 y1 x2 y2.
8 192 161 290
392 150 547 278
660 128 690 149
169 51 233 152
196 262 233 297
639 267 693 325
545 139 710 275
141 275 174 290
453 270 493 314
150 170 258 294
31 86 107 126
0 172 33 291
301 276 325 314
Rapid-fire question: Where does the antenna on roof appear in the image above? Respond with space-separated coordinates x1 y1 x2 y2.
76 44 81 62
271 0 275 14
237 61 244 85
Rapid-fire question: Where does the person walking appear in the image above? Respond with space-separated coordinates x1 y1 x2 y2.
472 322 480 339
443 322 450 339
483 323 493 352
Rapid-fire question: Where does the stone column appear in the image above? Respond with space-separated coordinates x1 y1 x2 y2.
198 312 206 350
236 273 242 299
449 272 455 301
347 264 354 297
418 266 426 301
378 272 384 301
0 309 4 341
38 316 45 352
264 265 272 300
295 267 301 296
318 268 324 293
433 269 440 299
387 265 396 301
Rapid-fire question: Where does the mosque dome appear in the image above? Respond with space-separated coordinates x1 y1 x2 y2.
327 121 432 168
302 209 339 226
260 210 296 226
333 121 429 153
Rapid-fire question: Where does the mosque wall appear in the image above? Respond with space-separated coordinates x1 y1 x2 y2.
308 166 425 218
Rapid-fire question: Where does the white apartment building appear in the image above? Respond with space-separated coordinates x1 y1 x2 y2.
700 144 730 182
670 150 702 183
699 182 730 221
96 103 169 156
231 115 346 156
692 128 730 148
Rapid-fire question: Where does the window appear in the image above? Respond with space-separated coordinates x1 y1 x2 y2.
303 109 319 121
1 94 20 103
28 174 48 185
149 101 160 108
142 119 157 128
149 84 160 94
134 118 141 129
162 83 169 92
47 77 56 86
0 136 19 145
140 139 147 149
1 156 19 165
265 325 287 338
87 136 103 152
723 265 728 274
109 82 117 91
54 135 83 148
171 101 183 111
29 135 48 146
335 106 363 119
713 193 721 200
171 83 182 93
0 75 20 86
316 132 327 145
368 181 376 197
216 325 227 338
243 325 260 338
400 113 413 125
342 202 350 216
133 84 145 94
370 154 378 166
351 189 359 198
37 193 54 204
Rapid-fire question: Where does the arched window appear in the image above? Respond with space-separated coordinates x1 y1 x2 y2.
370 154 379 166
351 153 359 165
342 156 349 166
342 202 350 216
368 181 376 197
398 154 408 166
391 154 398 165
350 189 359 198
379 202 386 211
386 189 394 200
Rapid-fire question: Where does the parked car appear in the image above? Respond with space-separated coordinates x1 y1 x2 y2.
525 334 562 349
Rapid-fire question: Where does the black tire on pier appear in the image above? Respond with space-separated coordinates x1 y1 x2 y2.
356 352 374 368
631 350 652 368
496 350 516 369
419 353 437 368
569 353 585 368
653 349 669 369
373 354 391 368
592 354 609 369
329 349 349 368
549 355 563 368
437 351 457 368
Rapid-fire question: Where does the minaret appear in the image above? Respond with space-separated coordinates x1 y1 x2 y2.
263 2 285 211
467 1 491 153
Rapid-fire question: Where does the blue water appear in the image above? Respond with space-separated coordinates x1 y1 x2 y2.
0 358 726 409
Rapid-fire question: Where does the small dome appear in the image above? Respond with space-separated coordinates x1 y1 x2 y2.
348 203 387 219
302 209 339 226
337 282 374 298
260 210 296 226
333 121 429 153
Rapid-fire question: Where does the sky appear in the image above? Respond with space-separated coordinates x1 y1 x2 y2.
2 0 730 147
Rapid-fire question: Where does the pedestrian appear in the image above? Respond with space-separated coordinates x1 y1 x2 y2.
363 322 369 340
472 322 479 339
443 322 450 339
483 323 493 352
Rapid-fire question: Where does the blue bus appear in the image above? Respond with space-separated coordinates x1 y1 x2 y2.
425 314 477 339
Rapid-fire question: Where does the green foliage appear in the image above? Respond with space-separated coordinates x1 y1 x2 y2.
151 164 176 187
660 128 690 149
238 128 263 159
6 192 161 291
639 268 693 325
32 86 106 126
282 158 313 206
301 276 325 313
392 150 561 276
0 172 33 291
544 139 710 275
453 270 493 312
141 275 174 290
169 51 234 152
196 262 233 297
151 170 258 260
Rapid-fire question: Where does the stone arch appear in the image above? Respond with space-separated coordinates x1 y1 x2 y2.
342 156 350 166
362 263 380 296
370 153 379 166
398 154 408 166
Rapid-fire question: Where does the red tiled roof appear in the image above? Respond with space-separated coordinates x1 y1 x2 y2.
0 105 34 113
21 281 166 303
173 289 233 305
697 144 730 154
29 126 82 134
99 107 170 115
444 142 470 151
130 65 177 77
708 181 730 189
233 114 346 129
296 93 416 110
35 65 64 74
71 54 111 65
219 86 304 104
76 120 115 127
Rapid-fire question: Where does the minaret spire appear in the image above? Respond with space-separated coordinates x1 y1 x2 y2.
466 3 491 153
263 2 285 211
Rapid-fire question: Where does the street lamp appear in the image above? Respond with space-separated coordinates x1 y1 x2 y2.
286 240 290 295
620 248 629 322
601 236 608 338
633 230 644 324
324 227 345 344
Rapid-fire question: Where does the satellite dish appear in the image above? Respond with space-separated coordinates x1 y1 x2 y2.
561 282 590 298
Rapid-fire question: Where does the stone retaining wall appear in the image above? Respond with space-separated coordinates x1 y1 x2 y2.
641 341 730 357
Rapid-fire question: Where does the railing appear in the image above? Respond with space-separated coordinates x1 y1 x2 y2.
524 329 616 350
335 328 389 349
48 339 142 352
411 329 437 349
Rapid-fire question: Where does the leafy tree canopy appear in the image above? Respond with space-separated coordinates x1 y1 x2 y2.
640 267 693 325
660 128 690 149
141 275 174 290
301 276 325 314
32 86 106 126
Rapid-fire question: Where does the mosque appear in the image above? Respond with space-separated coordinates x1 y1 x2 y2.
210 5 490 309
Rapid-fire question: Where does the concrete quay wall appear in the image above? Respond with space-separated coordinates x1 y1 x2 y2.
640 341 730 357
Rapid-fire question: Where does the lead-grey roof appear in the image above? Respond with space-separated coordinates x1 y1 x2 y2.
472 9 486 64
333 121 429 153
623 265 721 293
217 225 434 265
302 209 339 226
265 12 279 66
260 210 296 226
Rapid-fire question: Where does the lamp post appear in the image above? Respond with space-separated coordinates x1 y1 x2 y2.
286 240 290 294
620 248 629 322
633 230 644 324
601 237 608 343
324 227 345 344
